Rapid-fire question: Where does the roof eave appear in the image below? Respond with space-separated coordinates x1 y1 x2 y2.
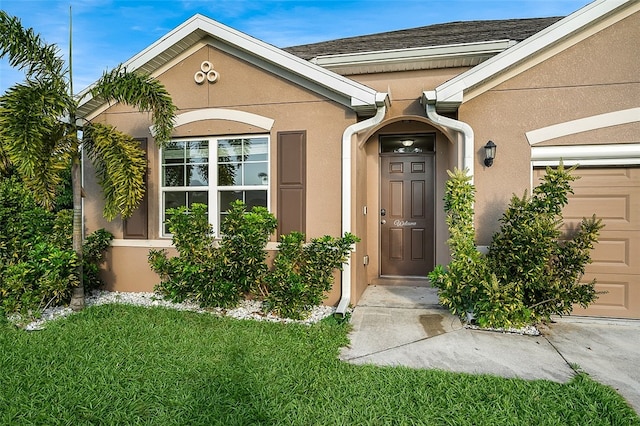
77 14 382 119
432 0 635 109
311 40 517 75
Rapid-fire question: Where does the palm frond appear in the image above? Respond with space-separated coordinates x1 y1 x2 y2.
0 81 76 209
89 66 176 147
0 11 66 84
83 123 147 221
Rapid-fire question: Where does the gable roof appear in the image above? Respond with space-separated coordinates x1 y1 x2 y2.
284 17 562 60
428 0 638 110
77 14 387 119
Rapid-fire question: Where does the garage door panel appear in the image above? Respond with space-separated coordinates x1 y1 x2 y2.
564 190 639 230
569 167 640 188
573 274 639 319
586 231 640 275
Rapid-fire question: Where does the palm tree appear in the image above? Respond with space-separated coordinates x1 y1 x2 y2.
0 11 176 309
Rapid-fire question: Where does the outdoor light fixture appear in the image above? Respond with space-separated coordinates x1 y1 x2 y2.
484 140 497 167
401 139 414 147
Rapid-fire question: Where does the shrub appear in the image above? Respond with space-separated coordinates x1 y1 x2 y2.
264 232 360 320
83 228 114 291
0 177 113 315
149 201 359 318
429 165 602 327
2 242 79 314
219 201 277 294
486 164 602 323
150 201 276 308
149 203 222 304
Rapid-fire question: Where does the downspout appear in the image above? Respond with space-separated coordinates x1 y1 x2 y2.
423 90 475 182
335 100 387 317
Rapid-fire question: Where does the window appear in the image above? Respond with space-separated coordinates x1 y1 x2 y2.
380 134 435 153
160 135 269 235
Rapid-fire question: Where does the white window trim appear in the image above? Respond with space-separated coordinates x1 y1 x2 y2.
159 134 271 238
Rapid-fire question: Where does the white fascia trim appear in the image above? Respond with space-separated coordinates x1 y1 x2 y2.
312 40 516 67
531 143 640 167
434 0 630 105
527 108 640 145
79 14 380 113
174 108 274 131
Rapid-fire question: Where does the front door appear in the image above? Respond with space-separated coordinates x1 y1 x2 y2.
380 154 435 276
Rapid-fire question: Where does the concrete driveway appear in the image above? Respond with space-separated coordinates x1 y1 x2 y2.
340 285 640 414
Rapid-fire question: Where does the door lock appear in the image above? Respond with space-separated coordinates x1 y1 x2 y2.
380 208 386 217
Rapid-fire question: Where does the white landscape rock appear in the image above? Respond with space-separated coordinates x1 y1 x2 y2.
12 290 339 331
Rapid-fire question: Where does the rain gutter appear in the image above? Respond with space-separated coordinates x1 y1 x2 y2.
422 90 475 182
336 94 388 317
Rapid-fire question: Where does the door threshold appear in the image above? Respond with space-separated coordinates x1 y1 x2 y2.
372 276 431 287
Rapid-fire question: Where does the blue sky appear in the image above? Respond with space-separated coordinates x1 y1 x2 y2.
1 0 590 94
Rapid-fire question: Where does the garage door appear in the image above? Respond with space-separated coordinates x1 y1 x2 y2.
534 167 640 319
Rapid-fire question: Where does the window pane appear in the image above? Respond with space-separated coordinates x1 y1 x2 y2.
163 142 185 161
245 190 267 209
218 163 241 186
187 140 208 163
163 165 184 186
188 191 208 208
164 191 186 211
219 191 243 212
186 165 208 186
244 162 269 185
218 139 244 162
163 191 186 234
245 137 268 161
380 134 435 153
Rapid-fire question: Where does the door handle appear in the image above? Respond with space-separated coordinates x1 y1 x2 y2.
381 219 386 224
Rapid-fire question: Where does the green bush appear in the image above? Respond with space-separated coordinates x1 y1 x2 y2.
264 232 360 319
429 165 602 327
149 201 358 318
149 201 276 308
149 203 222 304
486 164 602 323
2 243 79 313
0 177 112 315
83 228 114 291
219 201 277 294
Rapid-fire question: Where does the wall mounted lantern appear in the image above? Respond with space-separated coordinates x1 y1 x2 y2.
484 140 497 167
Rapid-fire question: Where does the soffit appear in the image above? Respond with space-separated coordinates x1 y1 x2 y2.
312 40 517 75
77 16 384 119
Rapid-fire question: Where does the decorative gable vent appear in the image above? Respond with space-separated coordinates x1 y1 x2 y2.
194 60 219 84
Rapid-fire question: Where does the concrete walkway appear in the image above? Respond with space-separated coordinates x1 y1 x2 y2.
340 285 640 413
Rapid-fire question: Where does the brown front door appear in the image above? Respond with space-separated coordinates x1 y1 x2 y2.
380 154 435 276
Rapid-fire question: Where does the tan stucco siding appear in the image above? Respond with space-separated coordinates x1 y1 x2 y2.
85 44 357 301
461 10 640 243
85 44 354 242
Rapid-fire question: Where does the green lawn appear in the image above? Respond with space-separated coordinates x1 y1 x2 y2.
1 304 638 425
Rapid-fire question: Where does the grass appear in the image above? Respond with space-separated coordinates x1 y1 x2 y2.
1 304 638 425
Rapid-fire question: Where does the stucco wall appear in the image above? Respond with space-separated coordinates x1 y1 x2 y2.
461 10 640 243
85 44 355 301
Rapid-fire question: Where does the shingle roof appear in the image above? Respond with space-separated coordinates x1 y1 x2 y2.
283 17 563 60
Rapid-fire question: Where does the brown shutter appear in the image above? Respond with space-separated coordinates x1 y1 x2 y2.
123 138 148 239
277 131 306 236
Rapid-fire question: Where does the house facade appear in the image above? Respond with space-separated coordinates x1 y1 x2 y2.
79 0 640 319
